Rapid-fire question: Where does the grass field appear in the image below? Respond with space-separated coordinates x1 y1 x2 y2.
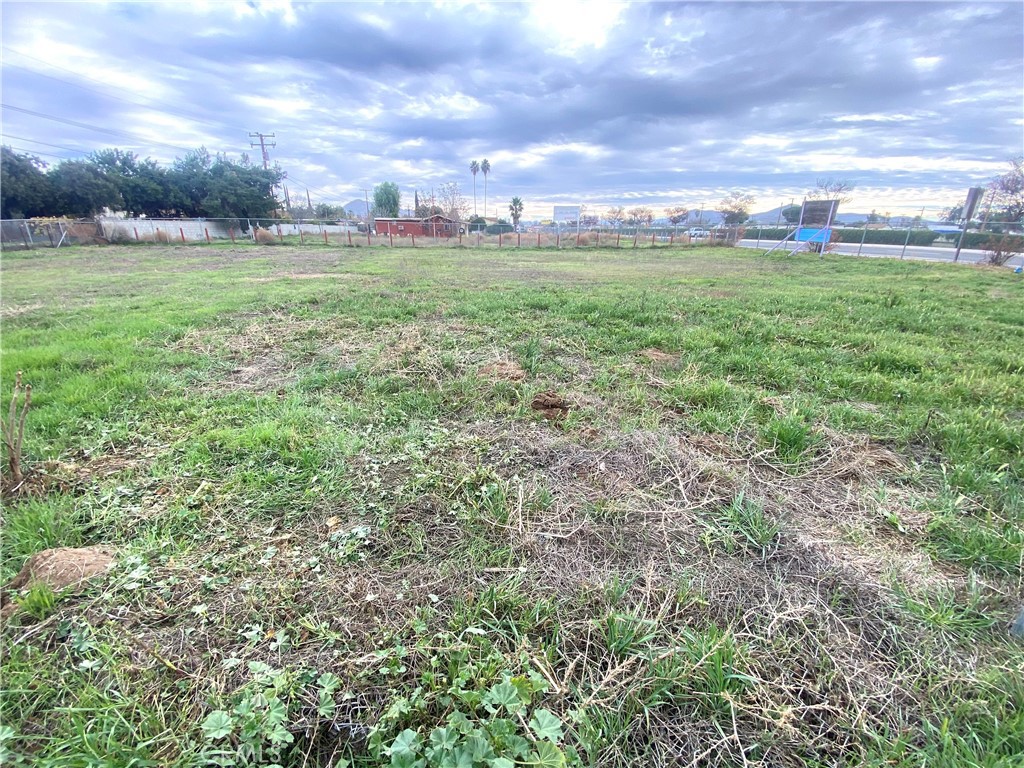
1 243 1022 767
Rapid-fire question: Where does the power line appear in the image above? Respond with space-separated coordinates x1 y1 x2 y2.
1 103 191 152
1 48 250 134
2 145 73 160
1 134 91 154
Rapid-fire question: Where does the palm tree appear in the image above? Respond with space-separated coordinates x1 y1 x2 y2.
509 196 524 229
481 158 490 218
469 160 479 216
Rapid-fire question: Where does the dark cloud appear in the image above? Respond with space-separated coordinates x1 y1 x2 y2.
1 1 1021 216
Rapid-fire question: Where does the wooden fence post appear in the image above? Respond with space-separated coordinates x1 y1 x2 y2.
205 228 211 243
229 228 235 243
180 227 186 243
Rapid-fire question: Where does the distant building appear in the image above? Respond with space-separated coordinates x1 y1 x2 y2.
374 214 463 237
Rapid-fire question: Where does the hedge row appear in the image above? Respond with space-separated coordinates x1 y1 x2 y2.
746 227 1023 250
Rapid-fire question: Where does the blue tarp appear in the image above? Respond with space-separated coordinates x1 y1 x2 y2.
795 227 831 243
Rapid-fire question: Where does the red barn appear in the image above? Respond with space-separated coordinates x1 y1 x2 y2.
374 214 462 238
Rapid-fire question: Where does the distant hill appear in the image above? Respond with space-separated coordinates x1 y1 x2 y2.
344 199 369 217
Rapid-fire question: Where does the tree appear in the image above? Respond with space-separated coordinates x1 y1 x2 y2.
807 177 855 204
437 182 468 222
480 158 490 218
605 206 626 229
627 206 654 227
90 149 173 218
469 160 479 217
372 181 401 218
414 190 443 218
718 193 755 225
0 147 55 218
508 196 524 228
781 204 802 224
665 206 688 236
665 206 689 227
49 159 122 218
989 156 1023 225
468 214 486 233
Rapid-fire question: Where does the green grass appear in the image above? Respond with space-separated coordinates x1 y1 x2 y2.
1 243 1022 766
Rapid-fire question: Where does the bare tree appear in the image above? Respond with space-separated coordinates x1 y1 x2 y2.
627 206 654 226
718 193 756 225
665 205 689 234
989 155 1023 225
437 182 469 222
605 206 626 228
807 177 855 204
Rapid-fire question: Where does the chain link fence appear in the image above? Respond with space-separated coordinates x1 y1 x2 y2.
0 217 745 250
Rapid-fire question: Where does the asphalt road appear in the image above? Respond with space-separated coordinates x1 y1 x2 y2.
737 239 1024 269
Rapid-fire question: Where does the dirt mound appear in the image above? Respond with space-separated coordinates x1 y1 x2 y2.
2 546 115 618
531 391 571 420
640 348 676 364
478 361 527 382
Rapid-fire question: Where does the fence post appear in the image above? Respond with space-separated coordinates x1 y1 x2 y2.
277 225 284 243
517 232 521 248
633 229 639 248
755 228 761 248
669 230 673 245
857 227 867 257
156 227 162 242
205 227 211 244
412 233 415 247
616 231 621 248
366 226 371 245
499 231 502 248
651 232 656 246
299 228 305 245
20 222 30 249
596 231 600 247
348 230 352 246
900 227 912 260
323 230 328 245
537 232 541 247
389 231 393 247
556 230 560 248
134 227 140 241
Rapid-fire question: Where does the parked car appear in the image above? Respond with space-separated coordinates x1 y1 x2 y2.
687 227 709 238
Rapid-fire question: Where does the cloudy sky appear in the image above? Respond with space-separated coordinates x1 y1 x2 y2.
2 1 1022 219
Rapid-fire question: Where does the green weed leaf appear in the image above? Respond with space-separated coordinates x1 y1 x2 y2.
529 709 563 742
485 680 523 714
201 710 234 740
527 741 566 767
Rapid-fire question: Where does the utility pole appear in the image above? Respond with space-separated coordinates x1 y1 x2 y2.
362 188 372 243
249 132 276 170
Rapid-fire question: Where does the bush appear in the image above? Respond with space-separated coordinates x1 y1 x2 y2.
254 228 278 245
749 227 941 246
485 223 514 235
983 235 1024 266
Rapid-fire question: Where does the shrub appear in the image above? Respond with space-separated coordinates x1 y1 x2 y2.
983 235 1024 266
254 228 278 245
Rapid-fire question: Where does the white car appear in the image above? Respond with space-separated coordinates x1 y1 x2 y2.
687 227 709 238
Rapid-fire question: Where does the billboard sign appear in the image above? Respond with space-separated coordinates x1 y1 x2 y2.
553 205 581 223
800 199 839 227
963 186 985 222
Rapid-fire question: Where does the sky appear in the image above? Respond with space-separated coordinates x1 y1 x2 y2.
1 0 1022 220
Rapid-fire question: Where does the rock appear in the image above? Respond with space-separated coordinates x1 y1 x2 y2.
1011 606 1024 640
2 546 115 617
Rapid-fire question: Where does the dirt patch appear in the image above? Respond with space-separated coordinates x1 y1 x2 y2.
0 302 44 318
531 391 571 420
478 361 527 382
639 348 676 365
2 546 115 619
